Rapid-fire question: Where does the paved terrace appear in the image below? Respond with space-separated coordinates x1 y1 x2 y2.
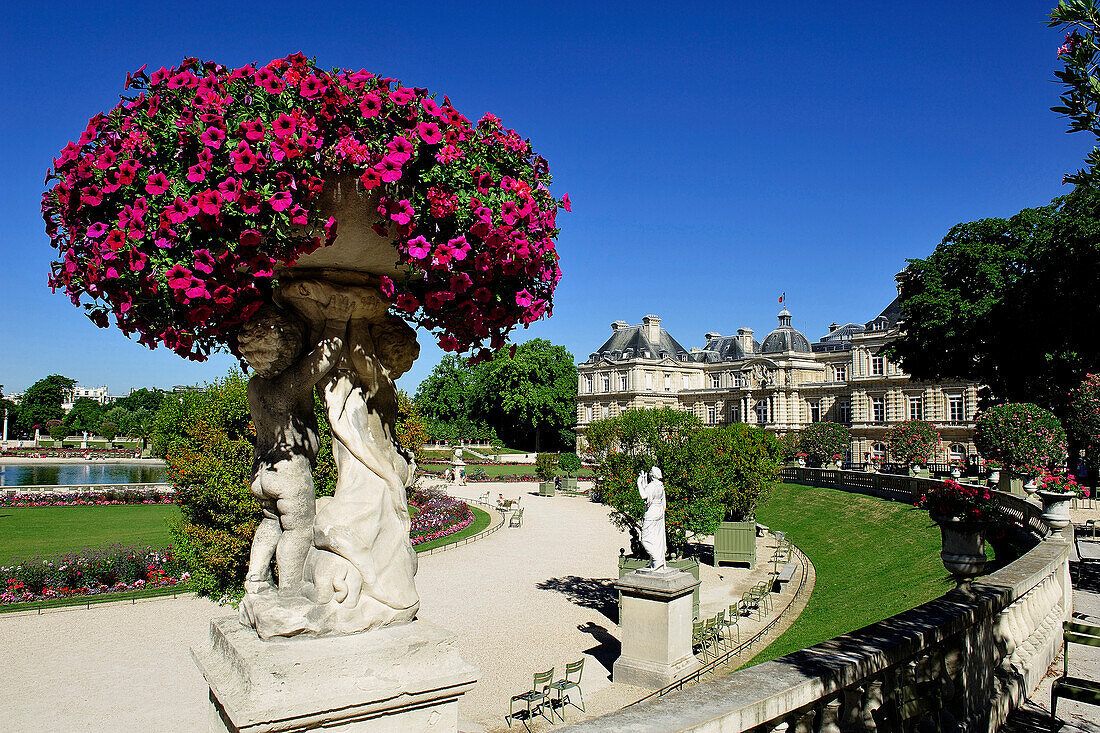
1 480 809 733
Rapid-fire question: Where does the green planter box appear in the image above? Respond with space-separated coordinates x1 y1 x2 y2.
561 477 578 491
998 472 1025 497
539 481 555 496
714 520 756 568
617 555 699 622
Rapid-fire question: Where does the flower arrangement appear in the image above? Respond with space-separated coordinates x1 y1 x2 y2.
1039 472 1090 498
915 479 998 522
831 453 843 461
407 487 474 544
0 545 186 604
884 420 940 465
795 452 808 460
797 422 850 466
43 54 567 361
985 459 1003 470
949 457 966 470
974 403 1067 474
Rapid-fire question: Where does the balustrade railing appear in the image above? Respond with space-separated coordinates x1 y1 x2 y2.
563 468 1071 733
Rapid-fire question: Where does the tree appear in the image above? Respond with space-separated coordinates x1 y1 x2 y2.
974 403 1067 474
64 397 105 433
470 338 578 451
0 398 25 438
415 339 579 451
112 387 167 413
889 186 1100 418
99 421 119 445
884 420 941 466
48 422 68 442
797 422 851 466
18 375 75 431
1050 0 1100 185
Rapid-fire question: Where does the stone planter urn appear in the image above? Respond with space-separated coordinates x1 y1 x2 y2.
1037 490 1074 536
797 458 806 468
951 467 962 479
911 463 923 477
932 515 987 585
1024 476 1039 497
834 459 844 470
988 468 1001 485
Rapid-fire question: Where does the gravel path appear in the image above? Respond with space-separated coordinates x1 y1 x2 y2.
1 481 808 732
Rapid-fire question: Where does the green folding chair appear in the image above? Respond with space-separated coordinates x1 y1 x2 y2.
723 603 742 646
692 620 713 660
547 658 584 720
1052 621 1100 724
506 668 554 731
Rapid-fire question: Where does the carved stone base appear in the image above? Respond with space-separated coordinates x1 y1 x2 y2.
613 569 700 689
192 616 477 733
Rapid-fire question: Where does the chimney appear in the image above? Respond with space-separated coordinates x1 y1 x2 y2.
642 315 661 345
611 320 628 333
704 331 721 341
737 327 754 355
828 322 839 333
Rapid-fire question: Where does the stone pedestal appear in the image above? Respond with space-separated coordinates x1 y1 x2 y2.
613 569 701 689
193 616 477 733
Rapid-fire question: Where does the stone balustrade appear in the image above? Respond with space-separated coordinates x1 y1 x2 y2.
0 482 173 497
563 468 1070 733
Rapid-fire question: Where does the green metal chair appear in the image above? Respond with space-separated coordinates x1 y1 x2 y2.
506 667 555 731
723 603 741 646
741 589 763 620
692 620 713 660
547 659 585 720
712 612 731 654
1052 620 1100 724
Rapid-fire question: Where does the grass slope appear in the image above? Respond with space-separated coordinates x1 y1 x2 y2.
746 483 951 665
0 505 179 564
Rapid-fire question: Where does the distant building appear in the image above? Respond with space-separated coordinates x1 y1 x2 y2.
62 385 118 412
575 300 981 465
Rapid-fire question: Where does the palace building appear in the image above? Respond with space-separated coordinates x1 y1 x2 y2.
575 300 981 465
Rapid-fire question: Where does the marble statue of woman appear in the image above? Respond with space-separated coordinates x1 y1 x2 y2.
637 466 668 572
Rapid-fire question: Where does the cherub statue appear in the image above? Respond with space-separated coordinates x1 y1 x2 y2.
237 280 349 597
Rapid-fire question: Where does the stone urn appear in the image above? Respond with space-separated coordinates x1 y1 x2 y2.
988 468 1001 485
1023 476 1039 497
932 515 987 585
911 463 923 477
951 467 962 479
834 459 844 470
797 457 806 468
1037 490 1074 536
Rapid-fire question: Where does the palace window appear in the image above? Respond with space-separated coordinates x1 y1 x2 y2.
833 364 848 381
809 399 821 423
729 404 740 423
872 442 887 459
601 374 610 392
871 355 885 376
620 374 628 391
664 374 672 391
949 443 967 463
585 406 592 423
837 399 851 424
948 394 964 422
711 374 721 389
645 373 653 390
707 405 717 424
871 395 885 423
754 399 769 425
909 395 924 421
584 375 593 394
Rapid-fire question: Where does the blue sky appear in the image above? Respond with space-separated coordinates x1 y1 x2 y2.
0 1 1089 396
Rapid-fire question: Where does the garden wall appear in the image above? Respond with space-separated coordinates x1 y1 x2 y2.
563 468 1071 733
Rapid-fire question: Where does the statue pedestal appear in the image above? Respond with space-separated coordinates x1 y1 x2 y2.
613 569 700 689
193 616 478 733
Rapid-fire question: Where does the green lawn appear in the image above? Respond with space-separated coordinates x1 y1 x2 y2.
745 483 952 666
423 464 594 479
0 505 179 564
414 506 493 552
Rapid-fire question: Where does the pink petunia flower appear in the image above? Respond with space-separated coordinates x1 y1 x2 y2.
379 155 404 183
268 191 293 212
144 172 170 195
271 113 296 138
407 236 431 259
515 289 534 308
165 264 193 290
359 93 382 118
417 122 443 145
389 199 414 225
199 127 226 149
390 87 415 105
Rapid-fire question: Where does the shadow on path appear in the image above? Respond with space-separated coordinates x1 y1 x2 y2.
577 621 621 678
536 575 618 624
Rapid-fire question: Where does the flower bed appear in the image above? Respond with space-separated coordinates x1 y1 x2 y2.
407 487 474 545
1 544 187 604
0 490 177 507
1 449 141 458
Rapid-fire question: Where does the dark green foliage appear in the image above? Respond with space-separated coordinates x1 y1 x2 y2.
415 339 578 451
63 397 104 433
889 186 1100 419
586 408 780 552
535 453 558 481
99 421 118 443
112 388 166 414
797 422 851 466
558 452 583 474
48 424 68 442
18 375 75 431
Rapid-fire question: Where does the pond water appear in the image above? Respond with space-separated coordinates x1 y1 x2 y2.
0 463 167 487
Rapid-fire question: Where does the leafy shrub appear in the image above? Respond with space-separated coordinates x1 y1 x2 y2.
797 422 850 466
974 402 1067 474
777 431 801 462
884 420 941 465
466 466 488 481
99 421 118 443
536 452 558 481
48 424 67 442
558 452 582 474
1069 374 1100 449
